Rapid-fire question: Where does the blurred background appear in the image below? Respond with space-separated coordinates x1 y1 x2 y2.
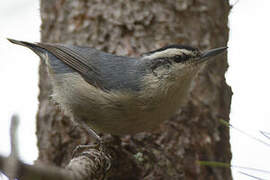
0 0 270 179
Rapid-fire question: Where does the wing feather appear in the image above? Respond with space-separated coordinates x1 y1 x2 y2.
37 43 103 88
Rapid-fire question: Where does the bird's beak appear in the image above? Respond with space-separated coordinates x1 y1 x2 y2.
200 47 228 61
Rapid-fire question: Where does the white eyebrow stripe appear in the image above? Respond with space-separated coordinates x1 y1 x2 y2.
142 48 192 60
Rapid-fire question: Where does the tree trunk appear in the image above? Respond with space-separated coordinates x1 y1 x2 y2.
37 0 232 179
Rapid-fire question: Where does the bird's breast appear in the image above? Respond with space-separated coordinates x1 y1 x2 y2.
49 71 194 135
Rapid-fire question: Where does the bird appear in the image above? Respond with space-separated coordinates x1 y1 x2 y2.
8 38 227 140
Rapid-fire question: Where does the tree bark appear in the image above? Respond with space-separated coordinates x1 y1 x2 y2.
37 0 232 179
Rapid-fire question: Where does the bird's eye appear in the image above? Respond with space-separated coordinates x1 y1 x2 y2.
174 53 189 63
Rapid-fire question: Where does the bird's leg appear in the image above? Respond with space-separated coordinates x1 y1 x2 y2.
72 121 104 157
86 126 102 141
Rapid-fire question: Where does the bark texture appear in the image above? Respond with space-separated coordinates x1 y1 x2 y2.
37 0 232 179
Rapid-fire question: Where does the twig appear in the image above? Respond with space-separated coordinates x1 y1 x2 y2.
238 171 267 180
0 115 112 180
198 161 270 175
260 131 270 140
219 119 270 147
3 114 20 180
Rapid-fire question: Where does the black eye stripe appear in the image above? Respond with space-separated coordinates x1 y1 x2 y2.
150 53 192 70
173 53 190 63
151 58 172 70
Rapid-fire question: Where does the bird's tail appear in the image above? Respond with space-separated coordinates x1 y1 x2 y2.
7 38 45 57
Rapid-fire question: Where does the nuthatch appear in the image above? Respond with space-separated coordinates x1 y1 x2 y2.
8 39 227 140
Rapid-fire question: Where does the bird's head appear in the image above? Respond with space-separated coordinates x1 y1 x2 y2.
139 45 227 102
142 44 227 78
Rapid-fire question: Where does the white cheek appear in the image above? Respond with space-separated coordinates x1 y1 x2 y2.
170 63 188 77
173 62 203 76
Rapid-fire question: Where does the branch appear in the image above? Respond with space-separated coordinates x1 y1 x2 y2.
0 115 112 180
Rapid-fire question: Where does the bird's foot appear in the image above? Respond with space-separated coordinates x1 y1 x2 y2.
72 138 105 158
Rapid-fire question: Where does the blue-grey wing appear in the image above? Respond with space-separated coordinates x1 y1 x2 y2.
8 38 148 92
37 43 105 89
39 44 146 92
